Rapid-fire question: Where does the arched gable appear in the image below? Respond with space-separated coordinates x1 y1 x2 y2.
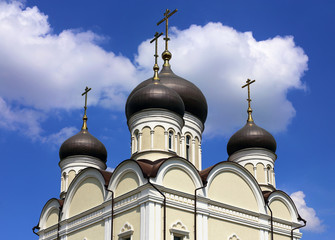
107 160 146 198
154 157 203 194
38 198 61 230
268 191 301 223
62 168 106 220
205 162 266 214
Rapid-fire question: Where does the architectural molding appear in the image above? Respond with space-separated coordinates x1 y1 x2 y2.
118 222 134 239
170 221 190 239
228 234 240 240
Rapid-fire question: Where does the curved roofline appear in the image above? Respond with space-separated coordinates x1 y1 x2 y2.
201 160 267 214
37 198 63 229
200 160 261 184
263 189 303 222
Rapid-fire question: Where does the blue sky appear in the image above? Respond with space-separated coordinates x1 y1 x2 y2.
0 0 334 239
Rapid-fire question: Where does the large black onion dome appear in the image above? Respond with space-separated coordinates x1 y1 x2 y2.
126 81 185 119
59 129 107 162
126 65 208 124
227 120 277 156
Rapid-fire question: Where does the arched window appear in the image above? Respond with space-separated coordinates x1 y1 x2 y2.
186 135 190 160
168 131 174 150
134 130 139 152
267 165 271 184
62 172 67 192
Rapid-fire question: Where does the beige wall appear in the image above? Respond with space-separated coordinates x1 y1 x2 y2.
270 200 292 221
68 170 76 188
154 126 165 150
245 163 254 177
68 221 105 240
166 206 194 240
69 177 104 218
115 172 139 197
208 171 258 211
114 207 141 240
163 168 195 194
141 127 151 151
256 163 265 183
273 232 291 240
208 217 259 240
195 137 200 169
45 209 59 228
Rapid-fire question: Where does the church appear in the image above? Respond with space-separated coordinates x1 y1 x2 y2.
34 9 306 240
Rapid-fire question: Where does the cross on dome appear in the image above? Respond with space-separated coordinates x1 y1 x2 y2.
81 86 92 130
150 32 163 81
242 79 255 122
157 9 178 66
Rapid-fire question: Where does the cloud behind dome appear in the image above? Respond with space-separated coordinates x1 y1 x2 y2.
0 2 308 140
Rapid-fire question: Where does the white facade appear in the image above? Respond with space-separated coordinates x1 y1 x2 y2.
37 156 304 240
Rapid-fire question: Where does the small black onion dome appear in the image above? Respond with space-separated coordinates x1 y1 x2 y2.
126 65 208 124
227 120 277 156
59 129 107 162
126 81 185 119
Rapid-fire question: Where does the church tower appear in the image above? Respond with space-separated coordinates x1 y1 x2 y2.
125 9 207 170
227 79 277 191
58 87 107 198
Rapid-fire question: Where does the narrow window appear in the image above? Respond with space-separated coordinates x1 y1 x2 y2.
174 237 182 240
169 131 173 150
186 135 190 160
134 131 139 152
62 172 67 192
267 166 271 184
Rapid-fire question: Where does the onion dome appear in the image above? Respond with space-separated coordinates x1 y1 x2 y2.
227 79 276 156
227 120 277 156
59 86 107 162
126 65 208 123
59 129 107 162
126 79 185 119
126 31 185 120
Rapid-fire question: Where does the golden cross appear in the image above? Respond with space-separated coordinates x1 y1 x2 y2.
150 32 163 65
157 9 178 52
242 79 256 122
81 86 91 129
150 32 163 81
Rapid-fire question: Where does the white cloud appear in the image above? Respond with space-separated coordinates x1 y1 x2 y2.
136 23 308 136
42 126 78 146
0 1 139 111
0 96 45 140
0 1 140 140
290 191 325 232
0 1 308 141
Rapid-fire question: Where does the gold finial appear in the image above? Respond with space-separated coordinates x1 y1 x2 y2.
81 86 92 130
157 8 178 66
242 79 256 122
150 32 163 82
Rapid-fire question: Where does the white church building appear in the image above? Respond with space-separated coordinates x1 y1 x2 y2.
34 11 306 240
